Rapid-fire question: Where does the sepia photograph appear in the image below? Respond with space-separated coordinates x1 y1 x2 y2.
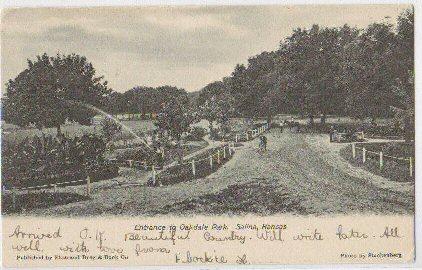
1 4 415 219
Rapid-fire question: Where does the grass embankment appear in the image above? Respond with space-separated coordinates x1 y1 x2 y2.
290 122 407 140
155 145 234 186
112 140 209 169
339 142 414 182
2 192 89 214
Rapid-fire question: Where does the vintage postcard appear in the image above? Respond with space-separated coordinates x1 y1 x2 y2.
0 3 417 268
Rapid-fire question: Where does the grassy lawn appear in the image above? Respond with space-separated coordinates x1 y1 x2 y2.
2 120 156 144
339 142 414 182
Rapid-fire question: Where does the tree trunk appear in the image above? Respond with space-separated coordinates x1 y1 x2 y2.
209 121 214 138
267 114 272 125
309 114 314 126
371 117 377 126
56 125 62 137
321 114 326 125
177 141 184 164
404 114 413 143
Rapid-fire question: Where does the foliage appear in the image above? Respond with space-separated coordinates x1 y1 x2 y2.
100 117 122 142
194 8 414 135
185 126 207 141
155 94 194 141
103 85 188 115
1 133 116 188
3 53 111 133
197 81 235 137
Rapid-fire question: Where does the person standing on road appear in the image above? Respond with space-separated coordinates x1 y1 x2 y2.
258 135 264 152
262 135 268 151
329 125 335 142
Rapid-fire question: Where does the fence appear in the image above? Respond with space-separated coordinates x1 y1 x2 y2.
351 143 413 177
150 144 234 186
3 123 266 203
234 123 270 142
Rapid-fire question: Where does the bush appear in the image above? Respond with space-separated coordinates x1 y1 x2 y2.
100 117 122 142
1 133 118 189
185 127 207 141
115 148 150 163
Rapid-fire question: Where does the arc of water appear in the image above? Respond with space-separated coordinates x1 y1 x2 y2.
65 100 152 149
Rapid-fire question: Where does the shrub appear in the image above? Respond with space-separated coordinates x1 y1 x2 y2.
185 127 207 141
100 117 122 142
1 133 118 189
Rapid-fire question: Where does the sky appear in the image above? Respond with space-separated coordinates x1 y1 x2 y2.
1 4 411 93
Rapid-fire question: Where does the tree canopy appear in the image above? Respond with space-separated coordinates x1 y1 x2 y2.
194 8 414 125
103 85 188 116
3 53 111 132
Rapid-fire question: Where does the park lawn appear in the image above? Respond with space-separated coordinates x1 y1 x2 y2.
8 130 413 216
2 120 156 144
339 142 414 183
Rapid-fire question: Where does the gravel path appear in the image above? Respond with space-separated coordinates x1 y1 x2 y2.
27 130 414 216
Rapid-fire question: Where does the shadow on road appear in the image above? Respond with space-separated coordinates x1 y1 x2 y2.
146 178 307 216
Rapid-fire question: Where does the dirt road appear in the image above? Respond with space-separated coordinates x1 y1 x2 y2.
31 130 414 216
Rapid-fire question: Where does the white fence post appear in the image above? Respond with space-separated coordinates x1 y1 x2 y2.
379 151 383 170
223 146 227 159
235 134 238 143
12 189 16 209
53 184 57 193
191 160 196 176
217 150 221 164
86 176 91 196
209 155 213 169
229 146 232 156
362 147 366 163
352 143 356 159
246 133 249 141
409 157 413 177
152 165 156 185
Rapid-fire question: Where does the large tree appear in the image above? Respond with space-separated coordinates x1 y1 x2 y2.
276 24 358 122
155 93 193 141
390 8 414 141
3 53 111 134
198 82 235 137
343 22 398 121
106 85 188 116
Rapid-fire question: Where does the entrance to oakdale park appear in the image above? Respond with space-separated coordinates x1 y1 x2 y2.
1 7 414 216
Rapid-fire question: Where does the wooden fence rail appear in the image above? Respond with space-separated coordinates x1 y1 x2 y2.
5 123 270 196
352 144 413 176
